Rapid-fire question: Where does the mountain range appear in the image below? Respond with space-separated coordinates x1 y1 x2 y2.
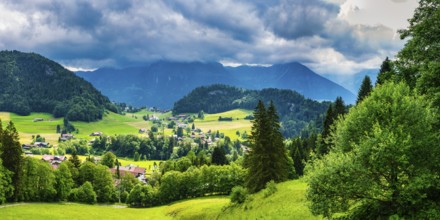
76 61 356 108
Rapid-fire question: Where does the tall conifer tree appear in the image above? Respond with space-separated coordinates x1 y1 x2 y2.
357 76 373 104
245 100 289 193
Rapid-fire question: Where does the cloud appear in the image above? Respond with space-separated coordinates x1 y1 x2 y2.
264 0 339 39
0 0 418 75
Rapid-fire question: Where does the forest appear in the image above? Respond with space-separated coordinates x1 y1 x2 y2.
173 85 330 137
0 51 117 121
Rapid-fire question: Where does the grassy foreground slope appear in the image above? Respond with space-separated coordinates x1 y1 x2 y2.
218 180 320 220
1 179 320 220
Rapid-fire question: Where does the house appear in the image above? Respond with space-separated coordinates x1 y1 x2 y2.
41 155 67 169
167 117 177 121
139 128 146 133
149 115 159 121
177 123 187 128
61 133 74 140
22 144 35 150
33 118 44 122
34 142 49 147
110 164 147 183
90 132 103 136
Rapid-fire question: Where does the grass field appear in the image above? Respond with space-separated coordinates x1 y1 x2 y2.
0 179 319 220
194 109 253 141
218 179 320 220
0 197 228 220
1 109 253 145
1 111 157 145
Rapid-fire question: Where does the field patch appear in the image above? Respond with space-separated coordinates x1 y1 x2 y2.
194 109 253 140
0 112 11 122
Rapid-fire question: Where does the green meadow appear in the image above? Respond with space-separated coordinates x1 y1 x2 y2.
1 179 320 220
194 109 253 141
0 109 252 145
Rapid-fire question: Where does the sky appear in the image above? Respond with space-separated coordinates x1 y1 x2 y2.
0 0 419 75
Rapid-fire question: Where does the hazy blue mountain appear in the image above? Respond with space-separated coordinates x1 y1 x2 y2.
77 61 356 108
323 69 378 94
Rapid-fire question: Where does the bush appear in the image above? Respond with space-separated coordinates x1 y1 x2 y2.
230 186 248 204
77 181 97 204
263 180 277 198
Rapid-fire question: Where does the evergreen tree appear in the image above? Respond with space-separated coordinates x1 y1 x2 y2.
68 150 81 169
356 76 373 104
266 101 289 180
116 159 120 179
333 97 346 116
318 97 346 156
376 57 394 85
211 147 228 165
245 100 289 193
0 121 23 201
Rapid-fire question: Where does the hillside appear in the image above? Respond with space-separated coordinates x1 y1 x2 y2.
0 51 116 121
173 84 330 137
1 179 319 220
76 61 355 108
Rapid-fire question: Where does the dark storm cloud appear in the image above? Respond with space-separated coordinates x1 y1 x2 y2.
0 0 409 74
264 0 339 39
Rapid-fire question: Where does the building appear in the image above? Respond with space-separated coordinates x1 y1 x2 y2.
41 155 67 169
90 132 103 136
61 133 74 141
110 164 146 180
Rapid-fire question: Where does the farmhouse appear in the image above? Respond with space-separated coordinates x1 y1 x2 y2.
41 155 67 169
21 144 35 150
34 142 49 147
61 133 74 140
90 131 103 136
110 164 147 178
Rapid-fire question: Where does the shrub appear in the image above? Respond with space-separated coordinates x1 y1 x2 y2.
77 181 97 204
263 180 277 198
230 186 248 204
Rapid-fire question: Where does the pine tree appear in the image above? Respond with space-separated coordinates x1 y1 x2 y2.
245 100 289 193
357 76 373 104
333 97 346 116
318 97 346 156
116 159 120 179
211 147 228 165
266 101 289 181
376 57 393 86
0 121 23 201
69 150 81 169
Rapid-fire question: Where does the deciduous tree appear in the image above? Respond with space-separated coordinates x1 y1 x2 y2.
306 82 440 219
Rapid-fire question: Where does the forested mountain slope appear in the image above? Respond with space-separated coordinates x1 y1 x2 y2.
0 51 116 121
